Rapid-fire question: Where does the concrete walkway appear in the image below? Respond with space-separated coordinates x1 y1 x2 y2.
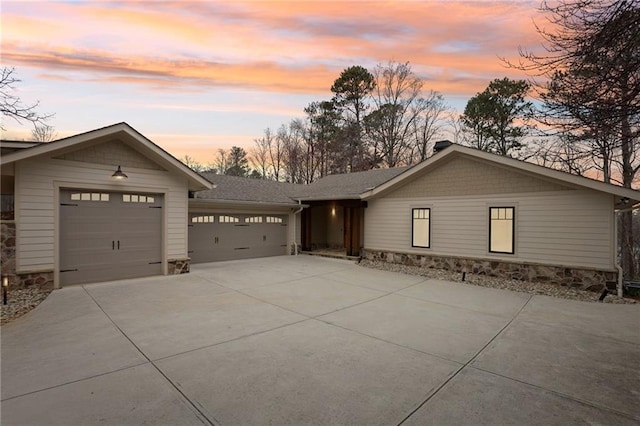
1 256 638 425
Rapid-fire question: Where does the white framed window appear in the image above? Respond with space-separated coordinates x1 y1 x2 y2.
245 216 263 223
191 215 215 223
123 194 156 203
412 208 430 248
266 216 283 223
489 207 515 254
219 215 239 223
71 192 109 202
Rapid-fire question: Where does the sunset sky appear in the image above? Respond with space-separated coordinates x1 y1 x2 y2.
2 0 544 163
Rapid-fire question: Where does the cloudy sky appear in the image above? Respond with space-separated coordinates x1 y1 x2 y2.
2 0 543 163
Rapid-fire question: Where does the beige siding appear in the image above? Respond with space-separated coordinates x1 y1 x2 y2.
15 158 189 274
55 139 165 170
365 190 614 270
386 156 572 198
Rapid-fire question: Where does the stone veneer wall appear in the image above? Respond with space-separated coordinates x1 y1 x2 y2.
1 220 16 284
361 249 617 291
168 258 190 274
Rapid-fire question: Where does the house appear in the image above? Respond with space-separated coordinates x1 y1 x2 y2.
1 123 638 291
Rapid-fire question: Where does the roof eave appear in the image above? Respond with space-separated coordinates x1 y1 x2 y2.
0 122 213 192
190 198 306 208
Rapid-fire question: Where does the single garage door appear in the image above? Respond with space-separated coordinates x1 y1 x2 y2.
188 214 287 263
59 190 163 286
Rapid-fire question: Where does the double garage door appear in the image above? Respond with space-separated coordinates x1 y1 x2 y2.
188 213 288 263
59 189 163 286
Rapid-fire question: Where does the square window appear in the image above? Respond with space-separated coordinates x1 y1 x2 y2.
147 197 154 203
81 193 91 201
71 193 81 201
100 193 109 201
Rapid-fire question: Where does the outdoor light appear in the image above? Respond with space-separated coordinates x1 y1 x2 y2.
111 165 128 180
331 206 336 216
2 276 8 305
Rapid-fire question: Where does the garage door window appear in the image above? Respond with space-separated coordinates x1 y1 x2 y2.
192 215 215 223
71 192 110 202
266 216 283 223
245 216 263 223
123 194 155 203
219 215 239 223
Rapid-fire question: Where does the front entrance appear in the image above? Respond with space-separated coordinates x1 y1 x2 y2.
59 190 163 286
301 200 365 257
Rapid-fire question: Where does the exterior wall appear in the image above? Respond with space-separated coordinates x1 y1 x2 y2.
15 156 190 286
365 190 615 271
55 139 165 171
361 249 616 290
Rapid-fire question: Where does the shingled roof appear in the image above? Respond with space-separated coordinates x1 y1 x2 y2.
290 166 411 201
194 173 302 205
194 167 412 204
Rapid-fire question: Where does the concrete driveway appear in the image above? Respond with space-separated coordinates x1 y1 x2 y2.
1 255 639 425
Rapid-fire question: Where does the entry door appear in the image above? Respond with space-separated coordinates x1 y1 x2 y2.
59 190 163 286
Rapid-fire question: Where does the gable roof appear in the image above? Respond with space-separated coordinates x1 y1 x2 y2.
0 122 212 191
195 173 302 206
361 144 640 210
291 167 411 201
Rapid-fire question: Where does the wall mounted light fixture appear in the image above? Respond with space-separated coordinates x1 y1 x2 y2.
111 165 128 180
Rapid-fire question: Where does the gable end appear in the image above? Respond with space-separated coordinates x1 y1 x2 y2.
386 156 574 199
54 139 165 171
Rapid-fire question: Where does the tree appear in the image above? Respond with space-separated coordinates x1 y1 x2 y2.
460 77 534 157
31 124 57 142
226 146 249 177
410 91 450 162
1 67 52 129
331 65 376 171
365 61 426 167
180 155 206 173
250 129 273 179
506 0 640 279
304 100 343 179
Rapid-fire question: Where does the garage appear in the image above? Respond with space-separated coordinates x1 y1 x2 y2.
59 189 163 286
188 213 288 263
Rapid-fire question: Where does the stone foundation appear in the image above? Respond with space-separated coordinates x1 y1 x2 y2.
13 271 55 290
1 221 16 279
168 258 190 275
361 249 617 291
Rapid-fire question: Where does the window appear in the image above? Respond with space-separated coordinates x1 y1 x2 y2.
266 216 283 223
123 194 155 203
70 192 109 202
489 207 515 254
412 208 430 248
219 215 239 223
245 216 263 223
192 215 215 223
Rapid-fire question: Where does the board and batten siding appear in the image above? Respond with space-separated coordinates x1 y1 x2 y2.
364 189 615 271
15 157 190 274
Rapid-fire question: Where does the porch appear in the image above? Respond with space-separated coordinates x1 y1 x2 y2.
300 200 366 257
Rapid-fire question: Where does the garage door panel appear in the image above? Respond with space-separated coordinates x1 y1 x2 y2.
60 190 163 286
189 214 288 264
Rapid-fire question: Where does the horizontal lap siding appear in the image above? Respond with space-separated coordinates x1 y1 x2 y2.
16 158 189 272
365 190 613 270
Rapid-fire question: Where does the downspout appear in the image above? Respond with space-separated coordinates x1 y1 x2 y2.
615 203 639 298
614 210 624 298
293 200 304 256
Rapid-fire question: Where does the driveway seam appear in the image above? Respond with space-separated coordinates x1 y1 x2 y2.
81 286 218 426
468 365 640 422
396 293 534 425
0 362 149 402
